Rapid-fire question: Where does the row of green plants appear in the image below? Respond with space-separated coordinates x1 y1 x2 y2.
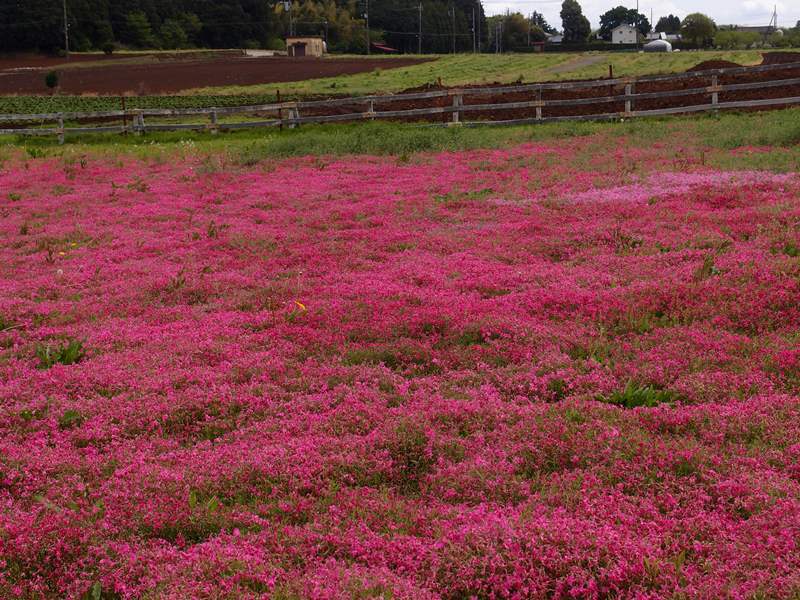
0 94 287 116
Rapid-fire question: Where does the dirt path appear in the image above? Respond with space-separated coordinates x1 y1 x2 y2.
547 53 606 75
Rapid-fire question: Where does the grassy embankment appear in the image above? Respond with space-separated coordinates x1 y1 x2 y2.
1 107 799 174
1 50 794 115
188 50 776 97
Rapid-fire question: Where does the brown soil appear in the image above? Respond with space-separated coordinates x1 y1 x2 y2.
294 53 800 124
761 52 800 65
0 50 243 71
687 60 742 71
0 55 432 95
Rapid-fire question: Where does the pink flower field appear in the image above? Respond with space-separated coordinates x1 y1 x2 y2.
1 138 800 598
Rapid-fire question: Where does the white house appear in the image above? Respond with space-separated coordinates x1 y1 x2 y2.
611 24 638 44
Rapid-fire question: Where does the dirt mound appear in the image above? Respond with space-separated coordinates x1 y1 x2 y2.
761 52 800 65
687 60 742 72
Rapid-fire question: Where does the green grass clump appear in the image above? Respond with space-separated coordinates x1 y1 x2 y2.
344 343 439 375
602 381 679 409
36 339 86 369
58 409 85 430
383 419 434 492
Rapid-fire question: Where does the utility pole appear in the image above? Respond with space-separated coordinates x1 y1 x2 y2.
418 2 423 54
451 3 456 54
477 5 480 53
282 1 293 37
527 12 531 46
365 0 370 55
472 7 476 53
63 0 70 57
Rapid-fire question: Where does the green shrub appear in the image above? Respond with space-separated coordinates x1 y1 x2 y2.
44 71 60 91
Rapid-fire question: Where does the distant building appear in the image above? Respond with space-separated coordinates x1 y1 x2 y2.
286 36 326 57
646 31 681 43
611 24 638 44
547 33 563 44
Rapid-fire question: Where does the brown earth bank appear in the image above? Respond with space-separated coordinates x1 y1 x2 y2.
293 52 800 124
0 55 432 95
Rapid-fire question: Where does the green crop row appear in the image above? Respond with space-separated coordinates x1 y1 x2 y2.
0 94 295 115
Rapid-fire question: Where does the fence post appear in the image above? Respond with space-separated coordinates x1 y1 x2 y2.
367 99 375 120
452 92 463 124
57 114 65 145
121 96 127 135
536 88 543 121
711 75 719 110
137 112 146 135
277 89 283 131
624 83 633 117
288 105 299 129
210 109 219 134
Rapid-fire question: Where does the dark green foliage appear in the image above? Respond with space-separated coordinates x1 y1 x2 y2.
44 71 59 90
35 339 86 369
655 15 681 34
681 13 717 48
560 0 591 43
532 11 556 34
0 1 488 55
58 409 85 430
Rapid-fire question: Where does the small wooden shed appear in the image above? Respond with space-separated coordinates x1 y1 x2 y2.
286 37 326 57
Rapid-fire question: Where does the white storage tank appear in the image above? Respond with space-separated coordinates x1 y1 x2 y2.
644 39 673 52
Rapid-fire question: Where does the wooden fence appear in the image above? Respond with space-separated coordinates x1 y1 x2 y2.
2 60 800 143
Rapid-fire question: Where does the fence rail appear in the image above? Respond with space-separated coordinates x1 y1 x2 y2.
2 60 800 142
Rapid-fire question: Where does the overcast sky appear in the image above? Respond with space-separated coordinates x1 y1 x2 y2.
483 0 799 30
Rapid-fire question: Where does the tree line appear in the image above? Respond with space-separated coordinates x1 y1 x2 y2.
491 3 800 49
2 0 798 54
0 0 489 54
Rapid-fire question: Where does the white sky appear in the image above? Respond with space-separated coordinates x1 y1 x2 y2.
483 0 799 30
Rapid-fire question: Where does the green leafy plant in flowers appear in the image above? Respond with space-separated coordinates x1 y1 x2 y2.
603 381 680 409
35 339 85 369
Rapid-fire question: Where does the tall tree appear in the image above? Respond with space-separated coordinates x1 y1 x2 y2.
655 15 681 34
598 6 650 40
531 11 556 34
0 0 488 54
560 0 590 43
681 13 716 47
